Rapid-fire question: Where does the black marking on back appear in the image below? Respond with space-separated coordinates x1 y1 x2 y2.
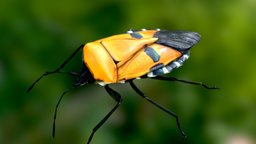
150 63 164 72
144 47 160 62
153 68 164 76
153 30 201 51
130 32 143 39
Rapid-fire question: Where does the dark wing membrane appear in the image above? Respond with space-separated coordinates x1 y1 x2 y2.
153 30 201 51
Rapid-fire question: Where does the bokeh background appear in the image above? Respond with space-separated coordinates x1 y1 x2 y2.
1 0 256 144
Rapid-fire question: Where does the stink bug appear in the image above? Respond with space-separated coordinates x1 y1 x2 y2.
27 29 218 144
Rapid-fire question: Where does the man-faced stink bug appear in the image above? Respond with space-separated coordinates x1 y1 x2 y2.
27 29 218 144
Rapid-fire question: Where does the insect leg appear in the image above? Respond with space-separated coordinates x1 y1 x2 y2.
52 86 78 138
151 76 219 89
129 80 186 138
26 44 84 93
87 85 123 144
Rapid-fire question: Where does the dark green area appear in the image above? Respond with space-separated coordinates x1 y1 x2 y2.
1 0 256 144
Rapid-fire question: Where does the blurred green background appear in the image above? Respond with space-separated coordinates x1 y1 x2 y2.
1 0 256 144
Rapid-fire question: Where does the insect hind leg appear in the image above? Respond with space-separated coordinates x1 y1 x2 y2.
151 76 219 90
129 80 187 138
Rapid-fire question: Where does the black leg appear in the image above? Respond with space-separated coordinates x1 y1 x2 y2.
129 80 186 138
26 44 84 93
151 75 219 89
52 86 77 138
87 85 122 144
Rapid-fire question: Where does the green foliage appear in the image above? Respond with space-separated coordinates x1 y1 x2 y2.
1 0 256 143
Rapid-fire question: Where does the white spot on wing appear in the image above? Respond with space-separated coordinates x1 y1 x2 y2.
141 28 146 31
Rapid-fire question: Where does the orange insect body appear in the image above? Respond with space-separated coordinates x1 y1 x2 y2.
83 30 194 85
27 29 209 144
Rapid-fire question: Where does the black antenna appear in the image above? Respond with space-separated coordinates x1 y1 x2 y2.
26 45 84 93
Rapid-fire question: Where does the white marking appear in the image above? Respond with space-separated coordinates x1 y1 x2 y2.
97 81 111 86
141 28 146 31
147 72 155 77
156 28 161 31
183 54 189 60
173 61 181 68
127 30 133 33
118 80 125 84
136 77 141 79
162 67 169 74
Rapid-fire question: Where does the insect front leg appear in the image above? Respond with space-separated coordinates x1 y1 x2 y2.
87 85 123 144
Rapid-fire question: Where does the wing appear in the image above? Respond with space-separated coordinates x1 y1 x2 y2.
153 30 201 51
101 37 157 62
117 43 182 81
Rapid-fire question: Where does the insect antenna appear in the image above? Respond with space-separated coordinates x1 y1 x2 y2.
26 45 84 93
